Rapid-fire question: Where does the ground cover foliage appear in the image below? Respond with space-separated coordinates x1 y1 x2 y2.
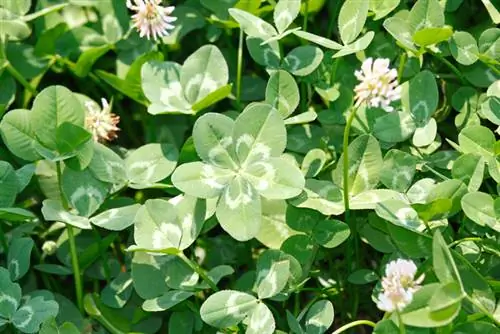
0 0 499 333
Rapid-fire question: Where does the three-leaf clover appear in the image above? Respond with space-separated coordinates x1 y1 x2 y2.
172 103 305 241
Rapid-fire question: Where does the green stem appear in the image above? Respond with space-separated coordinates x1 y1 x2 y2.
397 52 407 82
5 62 38 95
22 3 68 21
428 50 468 85
92 229 111 283
331 320 376 334
177 252 219 291
56 162 84 313
0 222 8 254
396 310 406 334
465 295 500 327
236 28 244 108
303 0 309 32
448 237 482 248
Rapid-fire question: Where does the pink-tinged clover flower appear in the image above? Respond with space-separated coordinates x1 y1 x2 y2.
85 98 120 142
354 58 402 112
376 259 425 312
126 0 177 41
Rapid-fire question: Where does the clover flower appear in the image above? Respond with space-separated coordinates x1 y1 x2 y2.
85 98 120 142
126 0 176 41
42 241 57 255
376 259 425 312
354 58 402 112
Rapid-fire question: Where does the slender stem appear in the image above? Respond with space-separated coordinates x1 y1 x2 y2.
236 28 244 108
397 53 407 82
396 310 407 334
177 252 219 291
465 295 500 326
56 162 84 313
428 49 468 85
0 222 8 254
303 0 309 32
342 107 358 228
22 3 68 21
331 320 376 334
448 237 482 248
6 62 38 95
92 229 111 283
343 106 361 321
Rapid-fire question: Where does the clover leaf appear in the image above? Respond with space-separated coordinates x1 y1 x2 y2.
172 103 305 241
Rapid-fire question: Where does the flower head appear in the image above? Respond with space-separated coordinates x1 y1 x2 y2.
126 0 176 41
376 259 425 312
85 98 120 142
354 58 401 112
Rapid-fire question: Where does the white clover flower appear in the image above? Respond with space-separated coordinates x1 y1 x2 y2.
354 57 402 112
375 259 425 312
85 98 120 142
126 0 177 41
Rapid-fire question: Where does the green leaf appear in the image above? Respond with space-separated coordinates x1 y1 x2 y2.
256 258 290 299
458 125 495 160
400 283 460 327
289 179 345 216
433 230 462 286
193 112 236 169
0 71 15 117
380 150 418 192
101 272 133 309
350 189 407 210
229 8 277 40
338 0 369 44
305 300 334 334
0 109 41 161
180 45 229 105
34 264 72 276
293 31 342 50
125 143 178 188
408 0 444 33
274 0 300 34
0 9 31 40
451 154 485 192
383 17 416 51
348 269 378 285
449 31 479 65
41 199 91 229
428 281 465 312
0 161 18 207
1 0 31 15
426 179 467 216
233 103 287 164
172 162 234 198
168 311 194 334
453 321 500 334
333 134 383 197
370 0 400 20
333 31 375 58
256 199 298 249
90 204 141 231
131 252 169 300
312 219 350 248
374 110 417 143
283 46 323 76
375 200 423 230
0 267 21 320
62 168 109 217
7 237 34 281
246 37 281 68
286 310 305 334
88 143 126 186
200 290 258 328
265 70 299 119
191 84 232 113
478 28 499 60
413 118 437 147
412 198 452 222
413 26 453 46
74 44 111 77
39 318 80 334
246 303 275 334
0 208 35 222
12 295 59 333
31 86 85 151
301 148 327 178
406 71 439 124
461 192 499 232
216 176 261 241
55 122 92 155
245 157 305 200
